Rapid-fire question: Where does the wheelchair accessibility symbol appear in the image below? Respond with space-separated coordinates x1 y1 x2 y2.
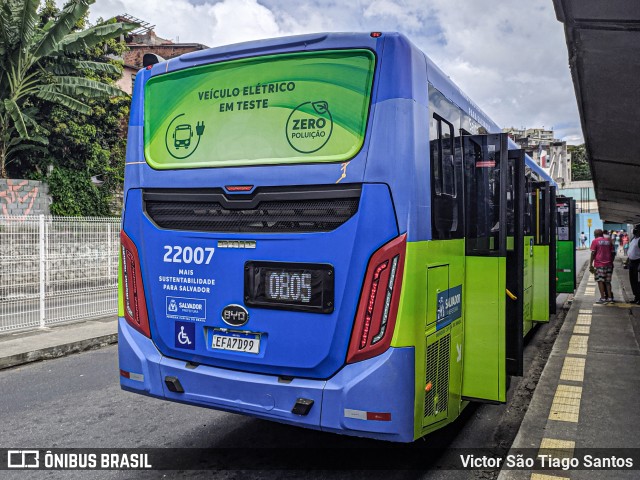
178 327 191 345
175 321 195 350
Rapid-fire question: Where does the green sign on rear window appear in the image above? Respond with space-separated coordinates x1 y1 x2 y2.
144 49 375 169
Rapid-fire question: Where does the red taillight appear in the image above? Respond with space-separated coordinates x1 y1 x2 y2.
347 234 406 363
225 185 254 192
120 230 151 338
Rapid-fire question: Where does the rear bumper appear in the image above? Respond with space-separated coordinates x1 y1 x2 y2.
118 317 415 442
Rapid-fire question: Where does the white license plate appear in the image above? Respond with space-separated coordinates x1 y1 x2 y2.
212 332 260 354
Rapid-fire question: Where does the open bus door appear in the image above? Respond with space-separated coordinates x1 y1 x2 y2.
549 187 557 315
506 149 525 375
461 134 524 402
556 196 576 293
531 181 552 323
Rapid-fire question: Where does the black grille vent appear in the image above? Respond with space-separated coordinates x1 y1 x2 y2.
143 185 361 233
424 333 451 418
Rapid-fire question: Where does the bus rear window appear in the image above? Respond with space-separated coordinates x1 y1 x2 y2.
144 49 375 169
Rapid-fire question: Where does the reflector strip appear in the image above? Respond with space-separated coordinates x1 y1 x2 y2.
344 409 367 420
120 370 144 382
344 409 391 421
367 412 391 421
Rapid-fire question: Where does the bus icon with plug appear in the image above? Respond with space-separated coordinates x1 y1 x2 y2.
173 124 193 149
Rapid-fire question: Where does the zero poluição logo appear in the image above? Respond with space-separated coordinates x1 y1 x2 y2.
286 101 333 154
164 113 205 159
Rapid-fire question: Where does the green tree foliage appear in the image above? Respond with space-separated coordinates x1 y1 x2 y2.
0 0 135 214
568 144 591 181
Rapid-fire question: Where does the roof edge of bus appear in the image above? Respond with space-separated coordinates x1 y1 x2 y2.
426 58 555 187
527 156 556 186
425 55 501 134
161 32 405 68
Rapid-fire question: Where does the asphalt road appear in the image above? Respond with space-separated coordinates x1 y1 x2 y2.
1 248 591 480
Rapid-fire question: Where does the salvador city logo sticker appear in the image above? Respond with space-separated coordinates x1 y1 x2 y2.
164 113 205 159
286 101 333 153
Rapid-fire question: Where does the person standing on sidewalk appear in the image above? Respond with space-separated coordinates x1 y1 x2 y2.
589 228 615 304
580 232 587 249
623 231 630 256
627 226 640 303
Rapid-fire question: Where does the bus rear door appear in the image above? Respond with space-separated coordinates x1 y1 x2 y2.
461 134 524 402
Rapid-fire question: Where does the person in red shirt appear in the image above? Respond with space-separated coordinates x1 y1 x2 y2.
589 228 615 304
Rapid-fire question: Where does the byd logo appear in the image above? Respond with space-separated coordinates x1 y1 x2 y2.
221 304 249 327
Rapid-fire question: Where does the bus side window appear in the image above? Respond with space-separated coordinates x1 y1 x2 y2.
430 114 462 240
524 173 533 236
430 116 442 196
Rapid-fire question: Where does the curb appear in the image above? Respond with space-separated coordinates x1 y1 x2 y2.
496 254 602 480
0 333 118 371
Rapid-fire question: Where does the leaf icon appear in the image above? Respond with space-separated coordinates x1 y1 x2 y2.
312 101 329 114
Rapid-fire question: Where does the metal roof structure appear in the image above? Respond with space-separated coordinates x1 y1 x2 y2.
117 13 155 35
552 0 640 223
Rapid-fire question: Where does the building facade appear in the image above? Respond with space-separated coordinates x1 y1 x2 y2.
115 15 208 95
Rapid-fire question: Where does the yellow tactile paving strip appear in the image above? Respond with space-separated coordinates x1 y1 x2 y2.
573 324 590 335
567 335 588 356
539 438 576 459
576 313 592 325
549 385 582 422
530 474 569 480
560 357 586 382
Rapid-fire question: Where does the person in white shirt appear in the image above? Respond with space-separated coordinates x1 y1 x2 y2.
627 226 640 303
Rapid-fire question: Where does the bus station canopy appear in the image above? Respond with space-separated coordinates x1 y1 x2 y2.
553 0 640 223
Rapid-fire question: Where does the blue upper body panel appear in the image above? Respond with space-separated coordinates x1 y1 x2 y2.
125 32 431 241
125 32 554 239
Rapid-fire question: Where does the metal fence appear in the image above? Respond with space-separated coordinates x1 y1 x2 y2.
0 215 120 333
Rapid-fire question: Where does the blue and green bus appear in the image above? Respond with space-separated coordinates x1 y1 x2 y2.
118 32 568 442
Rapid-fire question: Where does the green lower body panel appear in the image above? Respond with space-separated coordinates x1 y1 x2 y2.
391 240 464 440
532 245 550 322
461 256 506 403
556 240 575 293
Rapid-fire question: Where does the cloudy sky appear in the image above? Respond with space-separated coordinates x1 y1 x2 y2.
78 0 583 144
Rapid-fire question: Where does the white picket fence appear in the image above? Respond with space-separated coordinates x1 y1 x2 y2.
0 215 120 333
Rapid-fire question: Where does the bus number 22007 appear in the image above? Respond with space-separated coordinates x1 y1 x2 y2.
163 246 215 265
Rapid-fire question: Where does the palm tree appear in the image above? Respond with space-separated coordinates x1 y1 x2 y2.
0 0 136 177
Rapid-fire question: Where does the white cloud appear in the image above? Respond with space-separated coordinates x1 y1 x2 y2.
207 0 283 45
423 0 581 142
58 0 582 143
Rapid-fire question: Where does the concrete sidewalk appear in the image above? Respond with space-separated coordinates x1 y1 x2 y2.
498 256 640 479
0 315 117 370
